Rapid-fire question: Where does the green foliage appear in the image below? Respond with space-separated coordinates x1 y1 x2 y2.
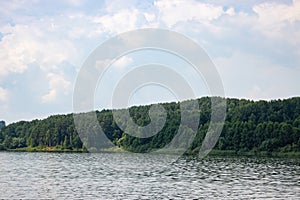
0 97 300 154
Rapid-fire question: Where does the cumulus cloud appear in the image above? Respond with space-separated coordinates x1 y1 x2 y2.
154 0 225 27
253 0 300 24
113 56 133 67
0 0 299 123
0 19 77 78
41 73 71 103
93 9 142 34
253 0 300 46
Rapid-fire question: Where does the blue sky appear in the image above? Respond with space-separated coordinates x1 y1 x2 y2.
0 0 299 124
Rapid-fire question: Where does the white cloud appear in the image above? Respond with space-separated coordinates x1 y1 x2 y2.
41 73 71 103
65 0 86 7
104 0 139 12
225 7 235 16
0 20 77 78
154 0 224 27
253 0 300 25
93 9 141 34
113 56 133 67
0 87 8 101
0 0 299 124
95 59 112 73
253 0 300 45
144 12 156 23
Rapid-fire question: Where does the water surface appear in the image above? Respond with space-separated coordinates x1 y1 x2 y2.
0 152 299 199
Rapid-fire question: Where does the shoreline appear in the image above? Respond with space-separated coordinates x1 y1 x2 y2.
1 147 300 158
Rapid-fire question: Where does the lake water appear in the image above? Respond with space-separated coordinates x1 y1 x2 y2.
0 152 299 199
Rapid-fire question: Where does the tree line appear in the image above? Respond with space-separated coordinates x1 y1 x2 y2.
0 97 299 154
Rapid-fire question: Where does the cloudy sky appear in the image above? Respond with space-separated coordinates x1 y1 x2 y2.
0 0 300 124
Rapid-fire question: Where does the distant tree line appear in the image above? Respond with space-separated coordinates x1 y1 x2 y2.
0 97 299 154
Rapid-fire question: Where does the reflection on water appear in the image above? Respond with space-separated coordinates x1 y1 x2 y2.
0 152 299 199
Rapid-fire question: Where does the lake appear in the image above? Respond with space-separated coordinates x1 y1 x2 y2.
0 152 299 199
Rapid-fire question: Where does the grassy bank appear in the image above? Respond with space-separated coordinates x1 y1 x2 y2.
5 146 88 153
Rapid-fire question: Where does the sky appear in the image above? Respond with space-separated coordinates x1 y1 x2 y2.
0 0 300 124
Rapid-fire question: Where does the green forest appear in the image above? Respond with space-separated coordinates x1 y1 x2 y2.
0 97 300 156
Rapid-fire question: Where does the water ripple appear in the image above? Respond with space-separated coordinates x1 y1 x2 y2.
0 152 299 199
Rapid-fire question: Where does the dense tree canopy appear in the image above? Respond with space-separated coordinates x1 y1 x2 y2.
0 97 299 154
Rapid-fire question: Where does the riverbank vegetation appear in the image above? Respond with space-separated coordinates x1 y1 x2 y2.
0 97 299 156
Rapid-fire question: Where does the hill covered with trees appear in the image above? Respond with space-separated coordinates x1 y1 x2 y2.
0 97 300 156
